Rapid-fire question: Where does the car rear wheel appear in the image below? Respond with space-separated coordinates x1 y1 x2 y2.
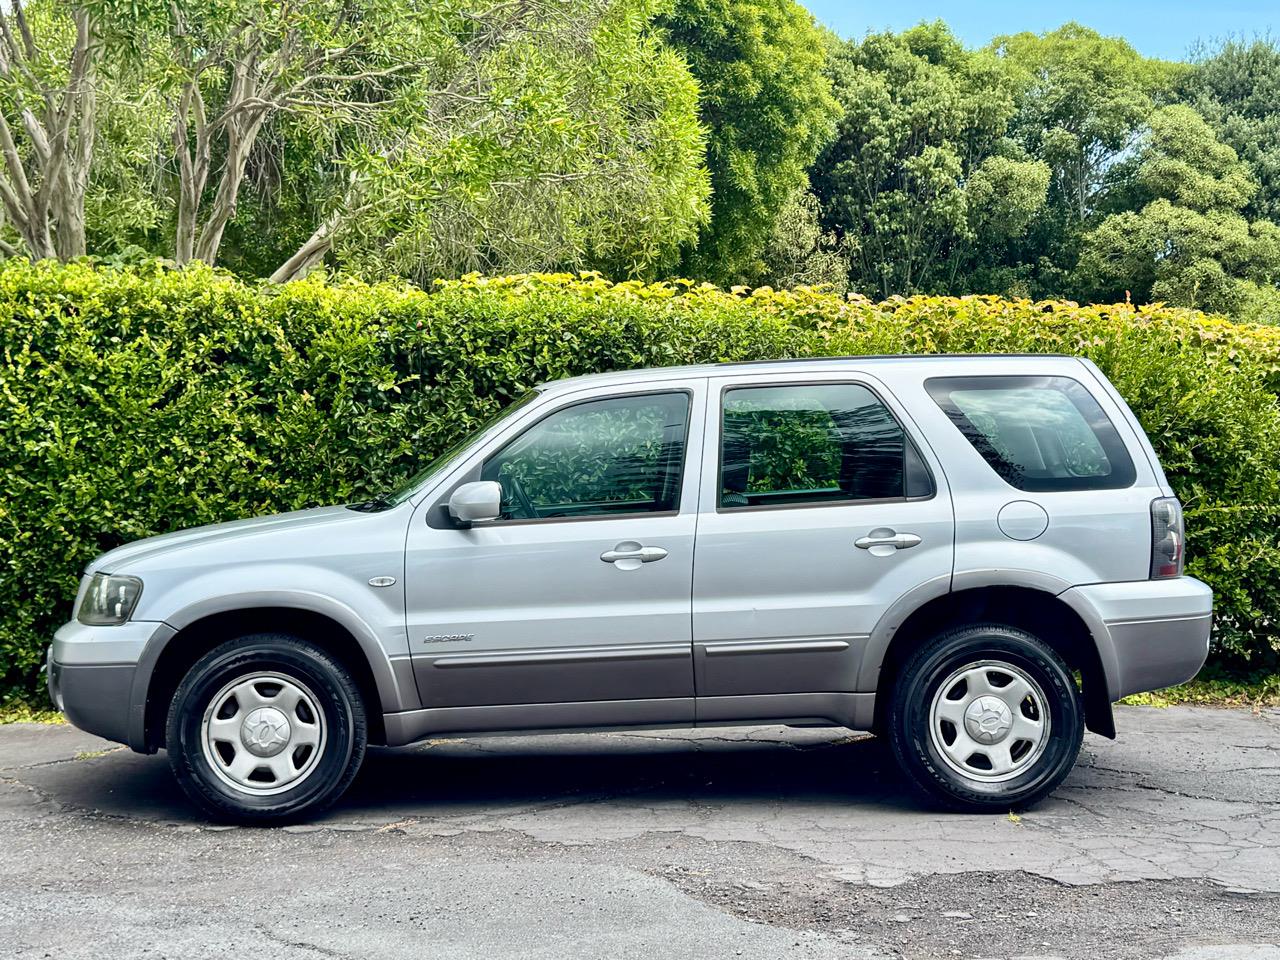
887 623 1084 811
166 634 366 823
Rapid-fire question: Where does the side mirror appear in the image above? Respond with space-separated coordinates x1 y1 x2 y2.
447 480 502 525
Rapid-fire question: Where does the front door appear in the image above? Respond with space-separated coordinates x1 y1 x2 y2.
692 374 954 717
405 383 705 727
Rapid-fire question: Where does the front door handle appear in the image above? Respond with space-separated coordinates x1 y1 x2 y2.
855 529 922 551
600 541 668 569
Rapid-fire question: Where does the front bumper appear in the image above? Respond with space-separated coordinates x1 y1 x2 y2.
1061 577 1213 701
48 620 161 749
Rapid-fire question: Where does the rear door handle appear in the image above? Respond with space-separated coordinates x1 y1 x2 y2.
601 541 668 569
855 529 922 551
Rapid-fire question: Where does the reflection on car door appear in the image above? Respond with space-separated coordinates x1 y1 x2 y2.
404 381 706 729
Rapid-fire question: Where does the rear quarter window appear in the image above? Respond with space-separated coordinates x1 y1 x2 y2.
925 375 1136 492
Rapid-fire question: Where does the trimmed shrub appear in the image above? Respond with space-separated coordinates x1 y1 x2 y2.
2 263 1278 701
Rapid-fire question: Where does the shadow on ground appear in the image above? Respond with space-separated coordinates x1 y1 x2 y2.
342 731 919 816
17 727 923 824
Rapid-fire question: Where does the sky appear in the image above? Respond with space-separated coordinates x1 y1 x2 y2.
800 1 1277 61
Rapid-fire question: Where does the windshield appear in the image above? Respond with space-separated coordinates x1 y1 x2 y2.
350 390 539 511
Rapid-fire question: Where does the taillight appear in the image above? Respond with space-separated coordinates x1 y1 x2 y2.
1150 497 1184 579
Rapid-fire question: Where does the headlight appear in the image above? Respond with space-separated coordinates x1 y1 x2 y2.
77 572 144 626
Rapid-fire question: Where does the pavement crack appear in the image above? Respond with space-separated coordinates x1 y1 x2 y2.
0 746 130 777
0 773 62 812
252 924 347 958
1075 762 1261 803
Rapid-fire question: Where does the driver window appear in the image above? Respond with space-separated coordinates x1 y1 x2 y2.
480 392 690 521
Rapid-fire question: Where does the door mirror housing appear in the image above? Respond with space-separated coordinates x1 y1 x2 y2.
448 480 503 525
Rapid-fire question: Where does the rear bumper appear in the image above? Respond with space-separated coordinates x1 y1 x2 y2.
1061 577 1213 701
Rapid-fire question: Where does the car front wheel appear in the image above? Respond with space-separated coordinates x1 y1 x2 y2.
166 634 367 823
887 623 1085 811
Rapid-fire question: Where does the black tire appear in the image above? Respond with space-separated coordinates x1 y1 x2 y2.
166 633 367 824
887 623 1084 812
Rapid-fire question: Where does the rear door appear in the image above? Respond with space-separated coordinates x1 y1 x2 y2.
691 373 954 715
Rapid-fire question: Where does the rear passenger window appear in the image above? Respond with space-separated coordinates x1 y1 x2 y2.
719 383 933 509
926 376 1136 491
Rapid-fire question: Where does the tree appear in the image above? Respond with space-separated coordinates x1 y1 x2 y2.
1181 37 1280 223
977 24 1180 298
160 0 708 283
0 2 102 260
659 0 839 285
154 0 522 271
811 23 1049 298
757 185 849 294
1076 105 1280 314
306 0 709 284
994 23 1178 223
164 3 367 267
0 0 430 267
2 0 711 284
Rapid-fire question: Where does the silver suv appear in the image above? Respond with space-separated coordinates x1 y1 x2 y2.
48 356 1211 821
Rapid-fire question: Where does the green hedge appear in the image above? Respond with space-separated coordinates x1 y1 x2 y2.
2 262 1279 701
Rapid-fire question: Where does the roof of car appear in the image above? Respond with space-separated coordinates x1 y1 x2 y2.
537 353 1085 394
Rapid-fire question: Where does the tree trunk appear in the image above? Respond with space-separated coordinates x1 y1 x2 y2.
0 3 98 261
171 82 209 266
193 112 266 266
270 210 342 283
53 196 85 260
54 8 95 260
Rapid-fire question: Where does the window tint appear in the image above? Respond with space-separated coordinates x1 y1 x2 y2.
926 375 1136 491
719 383 926 509
481 392 689 521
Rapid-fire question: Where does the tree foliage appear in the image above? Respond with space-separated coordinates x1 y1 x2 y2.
1182 37 1280 223
3 10 1280 319
1077 105 1280 314
804 21 1280 318
322 0 710 285
812 23 1049 298
0 0 711 282
757 185 849 294
994 24 1179 222
659 0 839 285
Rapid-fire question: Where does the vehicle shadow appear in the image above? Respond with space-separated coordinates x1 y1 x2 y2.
331 729 921 819
25 727 924 824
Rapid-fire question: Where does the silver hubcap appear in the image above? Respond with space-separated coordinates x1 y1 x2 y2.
201 673 326 796
240 707 292 757
928 660 1050 783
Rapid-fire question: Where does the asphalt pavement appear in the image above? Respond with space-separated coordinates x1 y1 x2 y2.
1 705 1278 959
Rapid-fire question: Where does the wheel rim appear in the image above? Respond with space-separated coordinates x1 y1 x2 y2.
927 659 1051 784
200 672 327 797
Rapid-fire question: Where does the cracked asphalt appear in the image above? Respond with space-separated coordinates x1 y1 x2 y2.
1 705 1278 959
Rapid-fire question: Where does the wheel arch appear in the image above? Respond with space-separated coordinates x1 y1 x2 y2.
866 583 1116 739
132 596 413 752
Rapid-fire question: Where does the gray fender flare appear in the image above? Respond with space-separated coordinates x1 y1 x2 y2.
860 570 1119 735
856 574 952 692
126 591 416 752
